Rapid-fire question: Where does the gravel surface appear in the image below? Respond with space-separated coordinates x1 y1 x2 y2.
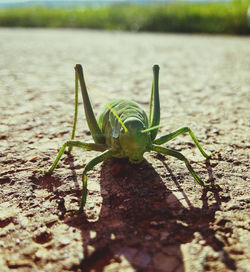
0 28 249 272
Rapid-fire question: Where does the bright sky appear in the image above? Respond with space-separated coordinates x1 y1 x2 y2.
0 0 125 1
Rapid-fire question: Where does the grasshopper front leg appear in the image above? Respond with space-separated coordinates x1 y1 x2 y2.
42 140 107 174
154 127 212 159
43 141 114 213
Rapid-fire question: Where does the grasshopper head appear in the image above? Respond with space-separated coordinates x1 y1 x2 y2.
119 118 151 164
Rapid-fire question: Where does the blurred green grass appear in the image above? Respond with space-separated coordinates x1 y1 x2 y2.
0 1 249 34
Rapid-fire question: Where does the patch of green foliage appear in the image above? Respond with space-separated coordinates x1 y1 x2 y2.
0 1 249 34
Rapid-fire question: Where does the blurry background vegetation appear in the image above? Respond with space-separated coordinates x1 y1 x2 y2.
0 0 249 34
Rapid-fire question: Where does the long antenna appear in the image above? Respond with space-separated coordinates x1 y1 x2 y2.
141 124 163 133
85 78 128 133
141 115 209 134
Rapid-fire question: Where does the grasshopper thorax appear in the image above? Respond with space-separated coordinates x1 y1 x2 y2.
119 118 151 164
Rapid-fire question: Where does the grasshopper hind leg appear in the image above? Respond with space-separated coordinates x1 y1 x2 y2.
68 70 79 153
74 64 105 145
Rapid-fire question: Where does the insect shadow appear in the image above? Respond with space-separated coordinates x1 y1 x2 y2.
63 157 236 272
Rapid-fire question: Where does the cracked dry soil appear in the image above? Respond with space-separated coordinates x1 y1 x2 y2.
0 28 249 272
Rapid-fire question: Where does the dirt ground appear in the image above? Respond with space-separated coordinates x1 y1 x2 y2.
0 28 249 272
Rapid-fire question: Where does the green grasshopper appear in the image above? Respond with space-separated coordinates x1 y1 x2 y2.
44 64 213 213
